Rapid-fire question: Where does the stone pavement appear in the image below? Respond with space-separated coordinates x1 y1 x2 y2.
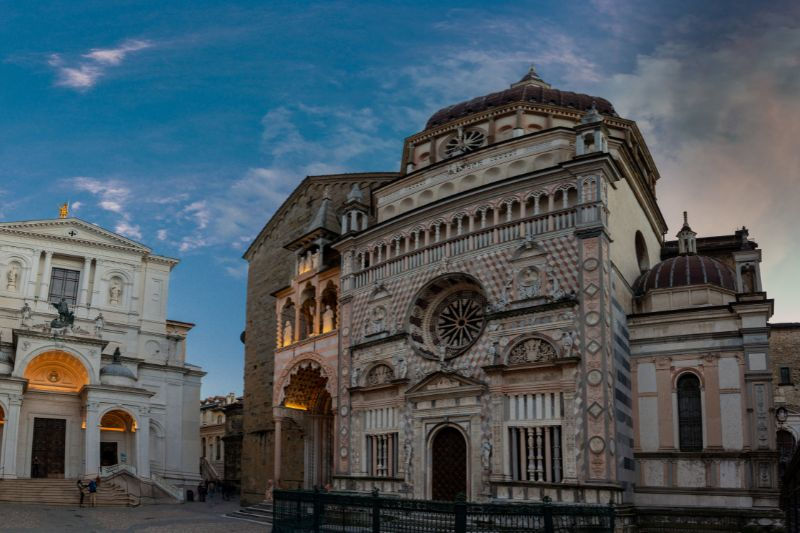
0 497 269 532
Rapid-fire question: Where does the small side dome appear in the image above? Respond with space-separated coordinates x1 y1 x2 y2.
633 255 737 296
100 347 136 386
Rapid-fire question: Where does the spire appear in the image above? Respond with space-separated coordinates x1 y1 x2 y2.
511 64 551 89
346 183 364 204
305 185 339 235
676 211 697 255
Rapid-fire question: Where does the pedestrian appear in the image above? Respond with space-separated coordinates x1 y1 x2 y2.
87 478 97 508
32 457 41 478
76 479 86 507
197 482 206 502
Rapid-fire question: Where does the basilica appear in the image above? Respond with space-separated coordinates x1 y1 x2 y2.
241 67 782 527
0 213 202 496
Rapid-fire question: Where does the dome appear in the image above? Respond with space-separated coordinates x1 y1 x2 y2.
100 348 136 385
424 67 616 130
633 255 737 296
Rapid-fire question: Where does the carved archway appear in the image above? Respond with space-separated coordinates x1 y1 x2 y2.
23 350 90 393
274 353 336 407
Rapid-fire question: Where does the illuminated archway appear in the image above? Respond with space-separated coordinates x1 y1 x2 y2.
23 351 90 393
99 409 137 469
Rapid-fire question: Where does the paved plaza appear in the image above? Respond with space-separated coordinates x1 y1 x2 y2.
0 498 267 532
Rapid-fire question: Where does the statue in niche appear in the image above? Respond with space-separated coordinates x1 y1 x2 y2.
350 366 361 387
518 267 542 299
393 355 407 379
322 305 335 332
50 298 75 330
561 329 577 357
94 313 105 338
547 270 566 300
488 340 501 365
109 279 123 305
6 265 19 291
366 306 386 336
310 250 321 270
20 301 33 328
282 321 293 346
481 439 492 471
494 279 513 311
404 440 413 482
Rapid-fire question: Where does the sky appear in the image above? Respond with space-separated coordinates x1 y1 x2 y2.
2 1 799 397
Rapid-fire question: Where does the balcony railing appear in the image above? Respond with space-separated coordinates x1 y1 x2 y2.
348 203 602 290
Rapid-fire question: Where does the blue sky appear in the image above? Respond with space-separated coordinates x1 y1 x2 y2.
2 1 799 397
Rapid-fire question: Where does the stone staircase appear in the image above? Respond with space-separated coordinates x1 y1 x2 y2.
0 478 136 506
226 501 273 526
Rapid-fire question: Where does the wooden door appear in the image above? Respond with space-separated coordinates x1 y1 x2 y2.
31 418 66 478
431 426 467 501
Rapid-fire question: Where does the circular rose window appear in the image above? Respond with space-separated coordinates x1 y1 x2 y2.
408 274 487 360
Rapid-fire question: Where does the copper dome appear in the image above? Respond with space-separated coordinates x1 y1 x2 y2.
633 255 737 296
425 68 616 130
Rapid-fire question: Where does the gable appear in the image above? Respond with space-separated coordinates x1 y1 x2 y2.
405 370 485 396
0 218 151 254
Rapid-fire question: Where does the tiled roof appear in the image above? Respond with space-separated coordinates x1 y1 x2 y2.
633 255 737 296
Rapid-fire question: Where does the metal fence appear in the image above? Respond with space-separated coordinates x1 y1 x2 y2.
273 489 615 533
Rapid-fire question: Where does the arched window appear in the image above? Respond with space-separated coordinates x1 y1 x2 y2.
635 231 650 272
778 429 795 469
677 374 703 451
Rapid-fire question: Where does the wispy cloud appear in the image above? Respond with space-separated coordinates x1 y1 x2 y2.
71 177 144 240
48 39 153 91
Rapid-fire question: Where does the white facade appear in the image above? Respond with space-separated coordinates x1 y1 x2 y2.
0 217 203 489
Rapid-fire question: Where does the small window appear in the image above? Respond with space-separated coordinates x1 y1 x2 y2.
49 267 80 306
780 367 792 385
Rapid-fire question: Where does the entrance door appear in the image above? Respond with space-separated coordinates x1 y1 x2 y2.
101 442 118 467
431 426 467 501
31 418 66 479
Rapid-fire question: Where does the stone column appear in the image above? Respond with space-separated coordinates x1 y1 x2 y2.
26 250 41 300
274 417 283 487
1 395 22 478
84 403 101 477
135 411 151 478
39 251 53 302
79 257 92 307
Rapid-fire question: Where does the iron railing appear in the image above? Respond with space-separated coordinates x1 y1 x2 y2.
273 489 615 533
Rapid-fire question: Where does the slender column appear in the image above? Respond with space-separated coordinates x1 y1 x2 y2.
26 250 41 299
79 257 92 306
274 418 283 486
135 411 151 478
39 251 53 301
535 427 544 481
84 403 101 477
341 214 348 233
553 427 562 482
1 395 22 478
361 212 368 231
525 428 535 481
350 211 357 233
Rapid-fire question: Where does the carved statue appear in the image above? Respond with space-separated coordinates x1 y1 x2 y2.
393 355 407 379
282 321 293 346
404 441 413 481
350 366 361 388
109 279 123 305
322 305 335 332
519 267 541 299
561 330 577 357
6 265 19 291
94 313 105 338
488 341 501 365
50 298 75 330
548 271 565 300
367 306 386 336
20 301 32 327
481 439 492 471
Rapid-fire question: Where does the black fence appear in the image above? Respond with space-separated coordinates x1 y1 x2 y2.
273 489 615 533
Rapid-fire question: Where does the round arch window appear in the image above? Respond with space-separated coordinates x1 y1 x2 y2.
408 274 487 360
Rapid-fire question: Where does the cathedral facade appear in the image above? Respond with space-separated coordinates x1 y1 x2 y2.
243 68 782 525
0 216 203 492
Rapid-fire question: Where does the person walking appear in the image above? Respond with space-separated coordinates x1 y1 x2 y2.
197 481 206 502
87 478 97 508
76 479 86 508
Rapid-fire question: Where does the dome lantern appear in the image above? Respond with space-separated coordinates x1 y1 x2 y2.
677 211 697 255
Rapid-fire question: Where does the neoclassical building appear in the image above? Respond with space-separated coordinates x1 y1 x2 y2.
0 214 203 493
244 67 782 527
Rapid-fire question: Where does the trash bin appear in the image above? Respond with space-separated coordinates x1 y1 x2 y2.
186 489 194 502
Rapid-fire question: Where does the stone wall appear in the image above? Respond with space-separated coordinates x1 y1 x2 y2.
771 323 800 409
240 173 397 504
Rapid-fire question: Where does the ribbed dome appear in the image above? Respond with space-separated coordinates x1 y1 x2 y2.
425 68 616 130
634 255 737 296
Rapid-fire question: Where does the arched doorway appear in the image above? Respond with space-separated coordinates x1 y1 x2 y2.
279 362 333 489
99 410 137 470
431 426 467 501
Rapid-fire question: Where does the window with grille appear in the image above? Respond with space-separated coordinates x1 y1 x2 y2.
508 426 563 482
48 267 80 306
677 374 703 452
366 433 398 477
780 367 792 385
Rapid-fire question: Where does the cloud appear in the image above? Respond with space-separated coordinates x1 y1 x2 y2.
156 229 168 241
48 39 153 91
596 19 800 320
72 177 131 214
115 220 142 241
70 201 82 211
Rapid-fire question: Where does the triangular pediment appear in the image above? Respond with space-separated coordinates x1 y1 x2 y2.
0 218 151 253
511 238 547 262
406 370 485 395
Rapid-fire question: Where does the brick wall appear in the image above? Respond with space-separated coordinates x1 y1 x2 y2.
771 323 800 410
240 173 396 504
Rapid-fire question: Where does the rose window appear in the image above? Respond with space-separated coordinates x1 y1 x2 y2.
444 129 486 158
408 274 487 360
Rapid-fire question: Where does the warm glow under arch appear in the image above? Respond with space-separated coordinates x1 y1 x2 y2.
23 350 90 393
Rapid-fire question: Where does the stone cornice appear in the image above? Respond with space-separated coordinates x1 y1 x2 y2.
138 361 206 377
13 328 108 348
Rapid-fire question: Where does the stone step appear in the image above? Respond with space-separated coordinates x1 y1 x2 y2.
226 500 274 525
0 479 134 506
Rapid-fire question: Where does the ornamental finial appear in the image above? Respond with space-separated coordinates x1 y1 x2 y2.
59 202 69 219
